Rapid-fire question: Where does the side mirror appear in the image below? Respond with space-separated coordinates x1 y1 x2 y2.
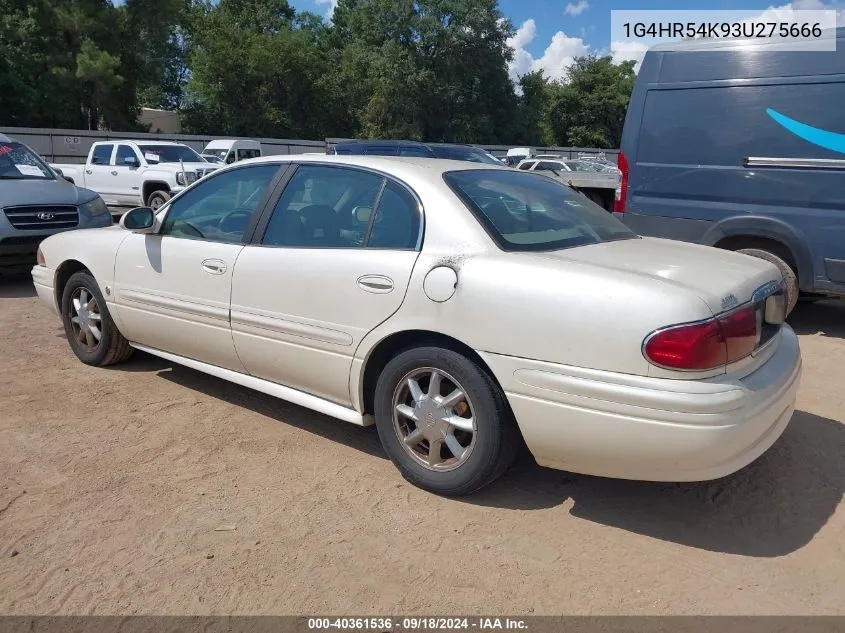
120 207 155 233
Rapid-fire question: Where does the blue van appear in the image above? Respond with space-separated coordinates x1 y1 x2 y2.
616 29 845 308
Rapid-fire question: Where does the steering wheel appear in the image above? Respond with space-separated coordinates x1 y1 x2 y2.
217 208 254 234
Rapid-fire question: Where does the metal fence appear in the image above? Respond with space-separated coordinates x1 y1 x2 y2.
1 126 617 165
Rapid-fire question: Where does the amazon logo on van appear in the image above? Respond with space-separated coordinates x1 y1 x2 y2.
767 108 845 154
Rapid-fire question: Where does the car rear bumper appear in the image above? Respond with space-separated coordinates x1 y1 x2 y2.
480 326 801 482
31 264 58 314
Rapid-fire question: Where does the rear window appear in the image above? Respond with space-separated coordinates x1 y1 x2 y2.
444 169 636 252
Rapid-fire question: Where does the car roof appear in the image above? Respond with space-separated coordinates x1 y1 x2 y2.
0 133 11 143
95 140 185 146
242 153 507 176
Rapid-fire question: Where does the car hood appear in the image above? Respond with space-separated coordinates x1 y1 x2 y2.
539 236 781 315
0 178 97 207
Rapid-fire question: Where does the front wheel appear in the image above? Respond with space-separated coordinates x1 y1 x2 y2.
61 271 133 366
374 346 520 496
146 190 171 211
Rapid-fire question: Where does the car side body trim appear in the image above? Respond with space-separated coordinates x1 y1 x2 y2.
130 343 372 426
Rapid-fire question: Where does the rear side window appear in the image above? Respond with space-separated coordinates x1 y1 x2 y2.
639 82 845 165
91 144 113 165
115 145 138 166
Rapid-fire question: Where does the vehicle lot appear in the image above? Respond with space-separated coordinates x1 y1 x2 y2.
0 275 842 615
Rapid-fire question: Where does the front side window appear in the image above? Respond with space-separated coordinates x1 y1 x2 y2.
0 141 53 179
444 169 636 252
161 164 280 243
91 144 113 165
238 149 261 160
262 165 420 250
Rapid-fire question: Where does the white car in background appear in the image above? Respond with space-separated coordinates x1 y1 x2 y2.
31 155 801 495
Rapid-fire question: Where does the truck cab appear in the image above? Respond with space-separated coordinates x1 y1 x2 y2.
201 139 262 165
52 141 217 210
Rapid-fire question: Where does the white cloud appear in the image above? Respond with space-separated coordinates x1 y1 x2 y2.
610 40 649 72
315 0 338 18
564 0 590 17
506 19 590 83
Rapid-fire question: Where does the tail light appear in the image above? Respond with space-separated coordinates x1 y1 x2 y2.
613 150 629 213
644 303 768 371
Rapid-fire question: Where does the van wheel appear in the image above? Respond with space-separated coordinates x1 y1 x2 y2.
373 346 520 496
146 190 171 211
737 248 799 316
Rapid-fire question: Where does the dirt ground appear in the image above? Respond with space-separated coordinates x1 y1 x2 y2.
0 274 843 616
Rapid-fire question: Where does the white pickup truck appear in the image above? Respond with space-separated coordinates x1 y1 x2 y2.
52 140 219 211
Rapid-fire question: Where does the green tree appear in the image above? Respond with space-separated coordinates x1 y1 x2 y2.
328 0 520 143
182 0 334 138
548 55 636 148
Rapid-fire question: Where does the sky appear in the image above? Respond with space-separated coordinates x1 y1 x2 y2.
307 0 844 82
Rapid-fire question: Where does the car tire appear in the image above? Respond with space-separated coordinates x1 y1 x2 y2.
374 346 520 496
61 271 133 366
146 190 171 211
736 248 799 316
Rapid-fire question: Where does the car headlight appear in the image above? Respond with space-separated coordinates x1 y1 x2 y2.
175 172 197 186
80 197 109 216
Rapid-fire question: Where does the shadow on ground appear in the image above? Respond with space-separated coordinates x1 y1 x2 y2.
0 273 36 298
145 358 843 558
790 299 845 337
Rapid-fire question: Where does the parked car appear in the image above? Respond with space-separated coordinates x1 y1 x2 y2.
517 158 620 210
202 139 262 165
505 147 534 166
52 140 218 211
616 28 845 312
327 139 503 165
32 155 800 495
0 133 112 270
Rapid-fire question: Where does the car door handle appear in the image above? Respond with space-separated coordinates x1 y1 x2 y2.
201 259 227 275
85 169 93 175
111 170 118 176
357 275 394 293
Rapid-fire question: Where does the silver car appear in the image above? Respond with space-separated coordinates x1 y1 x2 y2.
0 133 112 270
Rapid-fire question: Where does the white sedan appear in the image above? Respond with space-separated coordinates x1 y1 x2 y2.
32 155 802 495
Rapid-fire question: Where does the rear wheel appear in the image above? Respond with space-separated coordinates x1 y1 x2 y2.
736 248 798 316
374 346 520 496
61 271 133 366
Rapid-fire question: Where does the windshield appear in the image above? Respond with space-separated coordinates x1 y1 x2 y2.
202 154 224 163
444 169 636 252
429 145 503 166
0 142 53 180
137 144 203 163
